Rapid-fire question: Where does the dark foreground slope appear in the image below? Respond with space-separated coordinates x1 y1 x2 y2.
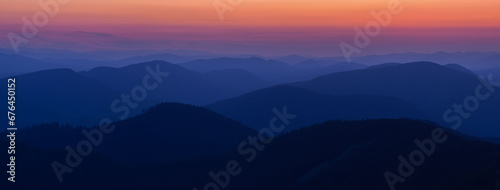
2 119 500 190
223 119 500 190
9 103 256 165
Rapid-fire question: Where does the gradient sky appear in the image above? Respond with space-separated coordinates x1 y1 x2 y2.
1 0 499 56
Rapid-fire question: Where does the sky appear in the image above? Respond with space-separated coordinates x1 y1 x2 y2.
1 0 499 56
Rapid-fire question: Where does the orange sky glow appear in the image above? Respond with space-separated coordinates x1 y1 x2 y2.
1 0 499 56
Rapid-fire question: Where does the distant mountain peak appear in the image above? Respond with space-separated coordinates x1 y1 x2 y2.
402 61 441 66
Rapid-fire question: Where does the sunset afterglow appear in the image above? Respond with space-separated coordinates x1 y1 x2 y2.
1 0 499 56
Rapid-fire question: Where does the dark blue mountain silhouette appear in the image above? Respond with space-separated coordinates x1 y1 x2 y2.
6 60 265 127
302 62 367 77
12 103 256 165
273 54 310 64
443 63 477 76
80 60 243 105
207 85 430 131
202 69 270 92
114 53 192 65
98 103 256 164
4 68 122 127
182 57 297 83
365 62 402 69
182 57 367 84
477 67 500 81
39 58 114 72
222 119 500 190
346 51 500 69
3 119 500 189
366 62 477 76
0 53 59 77
294 61 500 137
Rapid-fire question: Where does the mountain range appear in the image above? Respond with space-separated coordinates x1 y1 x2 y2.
7 59 500 138
207 85 429 132
293 61 500 137
3 118 500 189
11 103 256 165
